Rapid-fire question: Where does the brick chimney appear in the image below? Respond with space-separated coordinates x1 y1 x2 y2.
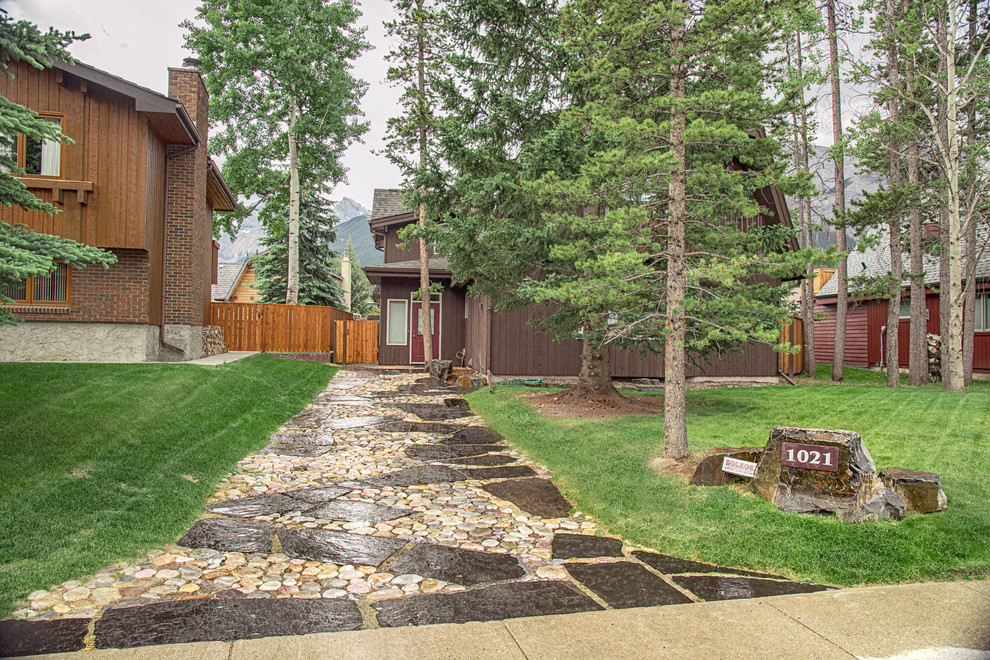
163 61 211 330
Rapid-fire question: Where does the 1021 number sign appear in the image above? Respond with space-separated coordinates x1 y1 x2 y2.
780 442 840 473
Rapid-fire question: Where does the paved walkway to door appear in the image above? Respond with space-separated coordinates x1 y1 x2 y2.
3 369 836 656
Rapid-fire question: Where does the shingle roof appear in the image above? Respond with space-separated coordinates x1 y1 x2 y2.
365 258 450 273
372 189 411 221
817 232 990 297
212 262 246 301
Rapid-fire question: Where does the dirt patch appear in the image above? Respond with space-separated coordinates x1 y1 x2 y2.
527 389 663 420
267 352 335 363
648 455 699 480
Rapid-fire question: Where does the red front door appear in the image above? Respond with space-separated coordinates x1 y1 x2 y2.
411 301 440 364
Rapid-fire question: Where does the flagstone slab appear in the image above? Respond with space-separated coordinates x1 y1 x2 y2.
444 398 470 408
482 478 573 518
671 575 832 601
395 404 473 421
460 466 537 480
566 562 693 609
633 551 781 578
177 519 272 554
377 421 462 434
286 485 353 503
373 581 603 627
259 444 332 457
313 393 374 406
0 617 89 657
552 533 624 559
94 598 361 649
388 543 526 586
277 528 407 566
443 427 504 445
284 408 332 429
405 444 505 460
319 416 392 431
269 431 335 446
438 454 518 466
206 494 310 518
308 500 411 523
365 465 467 488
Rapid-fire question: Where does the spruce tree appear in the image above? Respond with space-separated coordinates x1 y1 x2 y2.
345 239 376 317
0 10 116 326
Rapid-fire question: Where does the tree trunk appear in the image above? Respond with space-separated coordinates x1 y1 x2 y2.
286 94 300 306
884 0 902 388
826 0 848 382
796 32 816 379
576 328 620 397
416 3 433 370
664 10 689 460
962 0 978 386
942 2 964 393
906 49 927 386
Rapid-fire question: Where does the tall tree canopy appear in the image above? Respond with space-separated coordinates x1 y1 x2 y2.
0 9 116 326
183 0 369 304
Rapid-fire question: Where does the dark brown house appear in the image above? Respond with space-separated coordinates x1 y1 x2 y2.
365 188 794 379
814 242 990 373
0 58 235 362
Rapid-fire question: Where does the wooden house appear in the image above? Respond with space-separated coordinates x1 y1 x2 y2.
0 57 235 362
365 188 793 379
814 240 990 373
213 258 262 303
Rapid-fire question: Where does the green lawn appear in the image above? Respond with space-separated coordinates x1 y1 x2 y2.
467 367 990 587
0 355 335 616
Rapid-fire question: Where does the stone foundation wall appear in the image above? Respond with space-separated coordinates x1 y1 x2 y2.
0 322 207 362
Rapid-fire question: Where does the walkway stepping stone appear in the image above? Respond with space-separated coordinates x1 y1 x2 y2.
284 408 331 429
672 575 831 601
552 533 624 559
313 393 374 406
444 398 470 408
269 431 335 446
482 478 573 518
308 500 410 523
365 465 467 488
287 485 353 503
405 444 504 460
633 551 781 578
319 415 392 431
566 562 693 608
94 598 362 649
438 454 518 467
443 427 503 445
377 420 462 434
373 580 603 627
260 444 332 457
460 466 536 480
277 528 406 566
206 494 310 518
0 617 89 657
177 519 272 553
396 404 472 421
389 543 526 586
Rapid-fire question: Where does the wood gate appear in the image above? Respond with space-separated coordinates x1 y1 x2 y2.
334 320 379 364
210 302 353 354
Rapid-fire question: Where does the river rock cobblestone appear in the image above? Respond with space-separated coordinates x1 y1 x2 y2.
6 368 832 654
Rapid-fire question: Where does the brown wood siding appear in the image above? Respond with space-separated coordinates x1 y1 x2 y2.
463 294 492 372
383 225 437 264
813 302 870 366
230 266 262 303
377 277 465 366
0 61 150 250
145 133 166 325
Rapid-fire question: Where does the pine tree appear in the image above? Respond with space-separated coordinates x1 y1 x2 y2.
182 0 369 305
0 10 116 326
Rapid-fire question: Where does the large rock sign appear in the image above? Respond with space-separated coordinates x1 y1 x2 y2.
752 426 906 522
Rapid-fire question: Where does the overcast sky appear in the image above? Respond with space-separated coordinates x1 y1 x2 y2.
4 0 403 212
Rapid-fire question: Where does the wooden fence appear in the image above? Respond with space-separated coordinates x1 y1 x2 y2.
210 302 354 354
779 317 804 375
335 320 379 364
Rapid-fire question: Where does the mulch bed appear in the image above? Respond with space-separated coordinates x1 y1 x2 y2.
527 390 662 419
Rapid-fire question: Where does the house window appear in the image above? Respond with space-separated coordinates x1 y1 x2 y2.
976 293 989 332
898 298 911 318
0 262 70 305
2 115 63 177
387 299 408 345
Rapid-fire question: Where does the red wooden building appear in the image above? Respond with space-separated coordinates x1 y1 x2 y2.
814 242 990 373
365 188 794 379
0 57 235 362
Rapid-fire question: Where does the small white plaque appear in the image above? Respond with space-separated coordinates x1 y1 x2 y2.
722 456 758 478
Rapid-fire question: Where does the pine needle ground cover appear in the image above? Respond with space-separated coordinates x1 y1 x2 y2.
0 355 335 616
467 368 990 587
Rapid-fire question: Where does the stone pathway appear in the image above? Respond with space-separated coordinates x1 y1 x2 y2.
0 369 833 657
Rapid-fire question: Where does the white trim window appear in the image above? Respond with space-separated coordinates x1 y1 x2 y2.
386 299 408 345
976 292 989 332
